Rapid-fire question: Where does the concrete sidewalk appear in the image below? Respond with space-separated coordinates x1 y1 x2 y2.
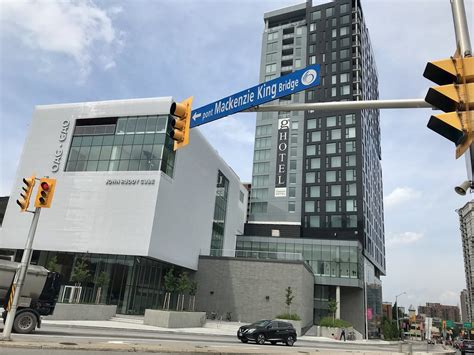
41 316 400 345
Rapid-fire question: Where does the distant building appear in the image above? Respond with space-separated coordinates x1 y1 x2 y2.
0 196 8 225
408 304 416 322
458 200 474 322
418 302 460 322
461 289 470 323
382 302 392 321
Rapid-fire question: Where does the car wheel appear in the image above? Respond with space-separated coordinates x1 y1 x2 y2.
286 335 295 346
240 338 248 343
13 311 37 334
270 341 277 345
256 333 266 345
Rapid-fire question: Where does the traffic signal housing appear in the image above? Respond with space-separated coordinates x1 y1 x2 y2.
34 178 56 208
169 96 193 151
423 56 474 158
16 176 36 212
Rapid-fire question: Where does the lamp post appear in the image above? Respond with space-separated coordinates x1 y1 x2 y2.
395 292 406 339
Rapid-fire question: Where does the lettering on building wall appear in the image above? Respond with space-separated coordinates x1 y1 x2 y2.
51 120 70 173
274 118 289 197
105 179 156 186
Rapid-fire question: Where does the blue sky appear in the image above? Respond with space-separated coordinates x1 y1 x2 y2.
0 0 472 312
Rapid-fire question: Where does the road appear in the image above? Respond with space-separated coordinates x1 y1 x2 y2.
0 324 453 354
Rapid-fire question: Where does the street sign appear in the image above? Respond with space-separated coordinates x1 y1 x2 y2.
465 322 473 329
190 64 321 128
446 320 454 328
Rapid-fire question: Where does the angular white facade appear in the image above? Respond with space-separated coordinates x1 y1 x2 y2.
0 97 248 271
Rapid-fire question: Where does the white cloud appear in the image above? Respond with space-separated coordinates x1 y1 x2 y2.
386 232 424 246
1 1 122 79
384 187 421 208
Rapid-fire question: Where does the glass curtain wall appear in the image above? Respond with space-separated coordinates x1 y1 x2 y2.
210 171 229 256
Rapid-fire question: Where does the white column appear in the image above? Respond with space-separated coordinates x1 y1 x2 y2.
336 286 341 320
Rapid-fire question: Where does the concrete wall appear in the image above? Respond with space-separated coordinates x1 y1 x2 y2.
340 286 365 336
46 304 116 320
194 256 314 328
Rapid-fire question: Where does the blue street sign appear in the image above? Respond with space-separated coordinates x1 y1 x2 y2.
190 64 320 128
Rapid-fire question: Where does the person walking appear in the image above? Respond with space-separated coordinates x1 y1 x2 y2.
340 328 346 341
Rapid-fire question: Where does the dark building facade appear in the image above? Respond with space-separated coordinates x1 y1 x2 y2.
241 0 384 337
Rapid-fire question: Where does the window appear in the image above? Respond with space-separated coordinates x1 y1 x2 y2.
309 55 317 64
340 49 350 59
326 7 334 17
340 26 350 36
295 59 301 68
331 63 337 72
340 73 350 83
254 149 270 161
251 202 267 213
311 10 321 20
345 113 356 124
341 85 350 95
331 75 337 85
267 42 278 52
308 216 320 228
308 186 320 198
252 175 269 187
326 200 336 212
331 87 337 97
290 147 297 157
251 188 268 201
288 201 296 212
266 53 277 62
345 127 356 138
266 63 277 73
326 143 336 154
331 51 337 61
311 131 321 142
340 4 350 13
307 90 314 100
346 199 357 212
309 44 316 54
346 141 356 153
307 145 317 156
253 162 270 173
306 172 316 183
347 215 357 227
340 61 350 71
295 37 302 46
307 119 317 129
331 215 343 227
289 187 296 197
289 173 296 184
255 137 271 149
310 23 316 31
346 183 357 196
328 128 341 140
239 191 244 203
296 27 303 35
310 33 317 42
290 160 297 171
346 169 356 181
265 74 276 81
326 116 337 127
341 15 350 25
267 32 278 41
310 158 321 169
291 121 299 130
305 201 315 213
331 185 341 197
341 37 350 47
346 155 356 167
256 124 272 136
326 171 337 182
331 28 337 38
331 156 341 167
291 134 298 144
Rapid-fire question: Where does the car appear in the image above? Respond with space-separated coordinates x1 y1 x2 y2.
461 339 474 354
237 319 297 346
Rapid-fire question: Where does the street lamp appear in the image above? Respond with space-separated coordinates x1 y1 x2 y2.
395 292 406 339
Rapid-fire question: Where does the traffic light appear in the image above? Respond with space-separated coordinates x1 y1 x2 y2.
16 176 36 212
423 55 474 158
34 178 56 208
169 96 193 151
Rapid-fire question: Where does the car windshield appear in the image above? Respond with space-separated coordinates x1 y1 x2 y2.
249 320 271 328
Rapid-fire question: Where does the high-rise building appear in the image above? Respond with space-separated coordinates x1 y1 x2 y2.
461 289 470 323
459 200 474 322
418 303 460 322
238 0 384 337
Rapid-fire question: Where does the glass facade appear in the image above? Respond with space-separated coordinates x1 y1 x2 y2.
65 115 176 177
210 171 229 256
21 250 189 315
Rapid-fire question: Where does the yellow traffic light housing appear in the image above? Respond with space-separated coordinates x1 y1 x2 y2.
424 55 474 158
34 178 56 208
170 96 193 151
16 176 36 212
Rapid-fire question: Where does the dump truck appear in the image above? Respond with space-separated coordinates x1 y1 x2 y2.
0 259 61 333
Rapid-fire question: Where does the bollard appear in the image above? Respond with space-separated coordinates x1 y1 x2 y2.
407 343 413 355
398 343 402 352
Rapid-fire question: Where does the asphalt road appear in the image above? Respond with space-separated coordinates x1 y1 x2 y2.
0 323 452 354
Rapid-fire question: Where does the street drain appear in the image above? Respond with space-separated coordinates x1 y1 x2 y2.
59 342 78 346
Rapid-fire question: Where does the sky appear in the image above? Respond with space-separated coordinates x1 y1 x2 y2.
0 0 472 313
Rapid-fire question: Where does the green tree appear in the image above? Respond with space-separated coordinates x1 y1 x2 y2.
176 272 190 311
328 298 338 321
94 271 109 304
188 281 198 311
163 268 177 310
70 259 91 303
285 286 295 313
46 256 60 273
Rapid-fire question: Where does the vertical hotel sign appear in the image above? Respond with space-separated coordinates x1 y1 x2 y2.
275 118 289 197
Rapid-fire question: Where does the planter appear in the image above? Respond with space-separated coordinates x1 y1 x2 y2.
144 309 206 328
275 318 302 336
46 303 117 320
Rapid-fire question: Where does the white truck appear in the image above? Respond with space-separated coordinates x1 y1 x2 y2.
0 260 61 333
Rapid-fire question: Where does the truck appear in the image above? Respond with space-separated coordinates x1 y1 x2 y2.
0 259 61 333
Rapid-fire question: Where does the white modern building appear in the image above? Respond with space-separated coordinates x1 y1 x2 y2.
0 97 248 314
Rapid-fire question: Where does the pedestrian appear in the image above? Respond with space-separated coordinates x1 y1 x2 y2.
340 328 346 341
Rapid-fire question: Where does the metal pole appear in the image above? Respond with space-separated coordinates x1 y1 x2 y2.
451 0 473 180
247 98 432 112
396 295 400 338
2 208 41 340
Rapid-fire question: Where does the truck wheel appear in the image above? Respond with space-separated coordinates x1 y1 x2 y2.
13 311 37 333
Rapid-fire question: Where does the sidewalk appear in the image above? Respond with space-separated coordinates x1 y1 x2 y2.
42 315 399 345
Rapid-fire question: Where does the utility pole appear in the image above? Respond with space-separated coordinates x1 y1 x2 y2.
395 292 406 340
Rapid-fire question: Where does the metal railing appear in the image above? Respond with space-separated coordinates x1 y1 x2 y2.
200 248 303 261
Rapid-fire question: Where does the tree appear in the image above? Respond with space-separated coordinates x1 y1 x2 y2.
94 271 109 305
328 298 338 322
163 268 177 310
46 256 60 273
188 280 198 311
285 286 295 314
176 272 190 311
70 259 91 303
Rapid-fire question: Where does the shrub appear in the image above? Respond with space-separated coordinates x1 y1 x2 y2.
319 316 352 328
276 313 301 321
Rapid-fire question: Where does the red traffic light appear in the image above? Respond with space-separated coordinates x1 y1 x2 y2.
40 181 50 191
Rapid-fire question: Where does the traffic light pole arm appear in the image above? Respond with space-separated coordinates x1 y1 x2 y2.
246 98 432 112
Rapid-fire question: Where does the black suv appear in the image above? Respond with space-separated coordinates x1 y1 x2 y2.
237 319 297 346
